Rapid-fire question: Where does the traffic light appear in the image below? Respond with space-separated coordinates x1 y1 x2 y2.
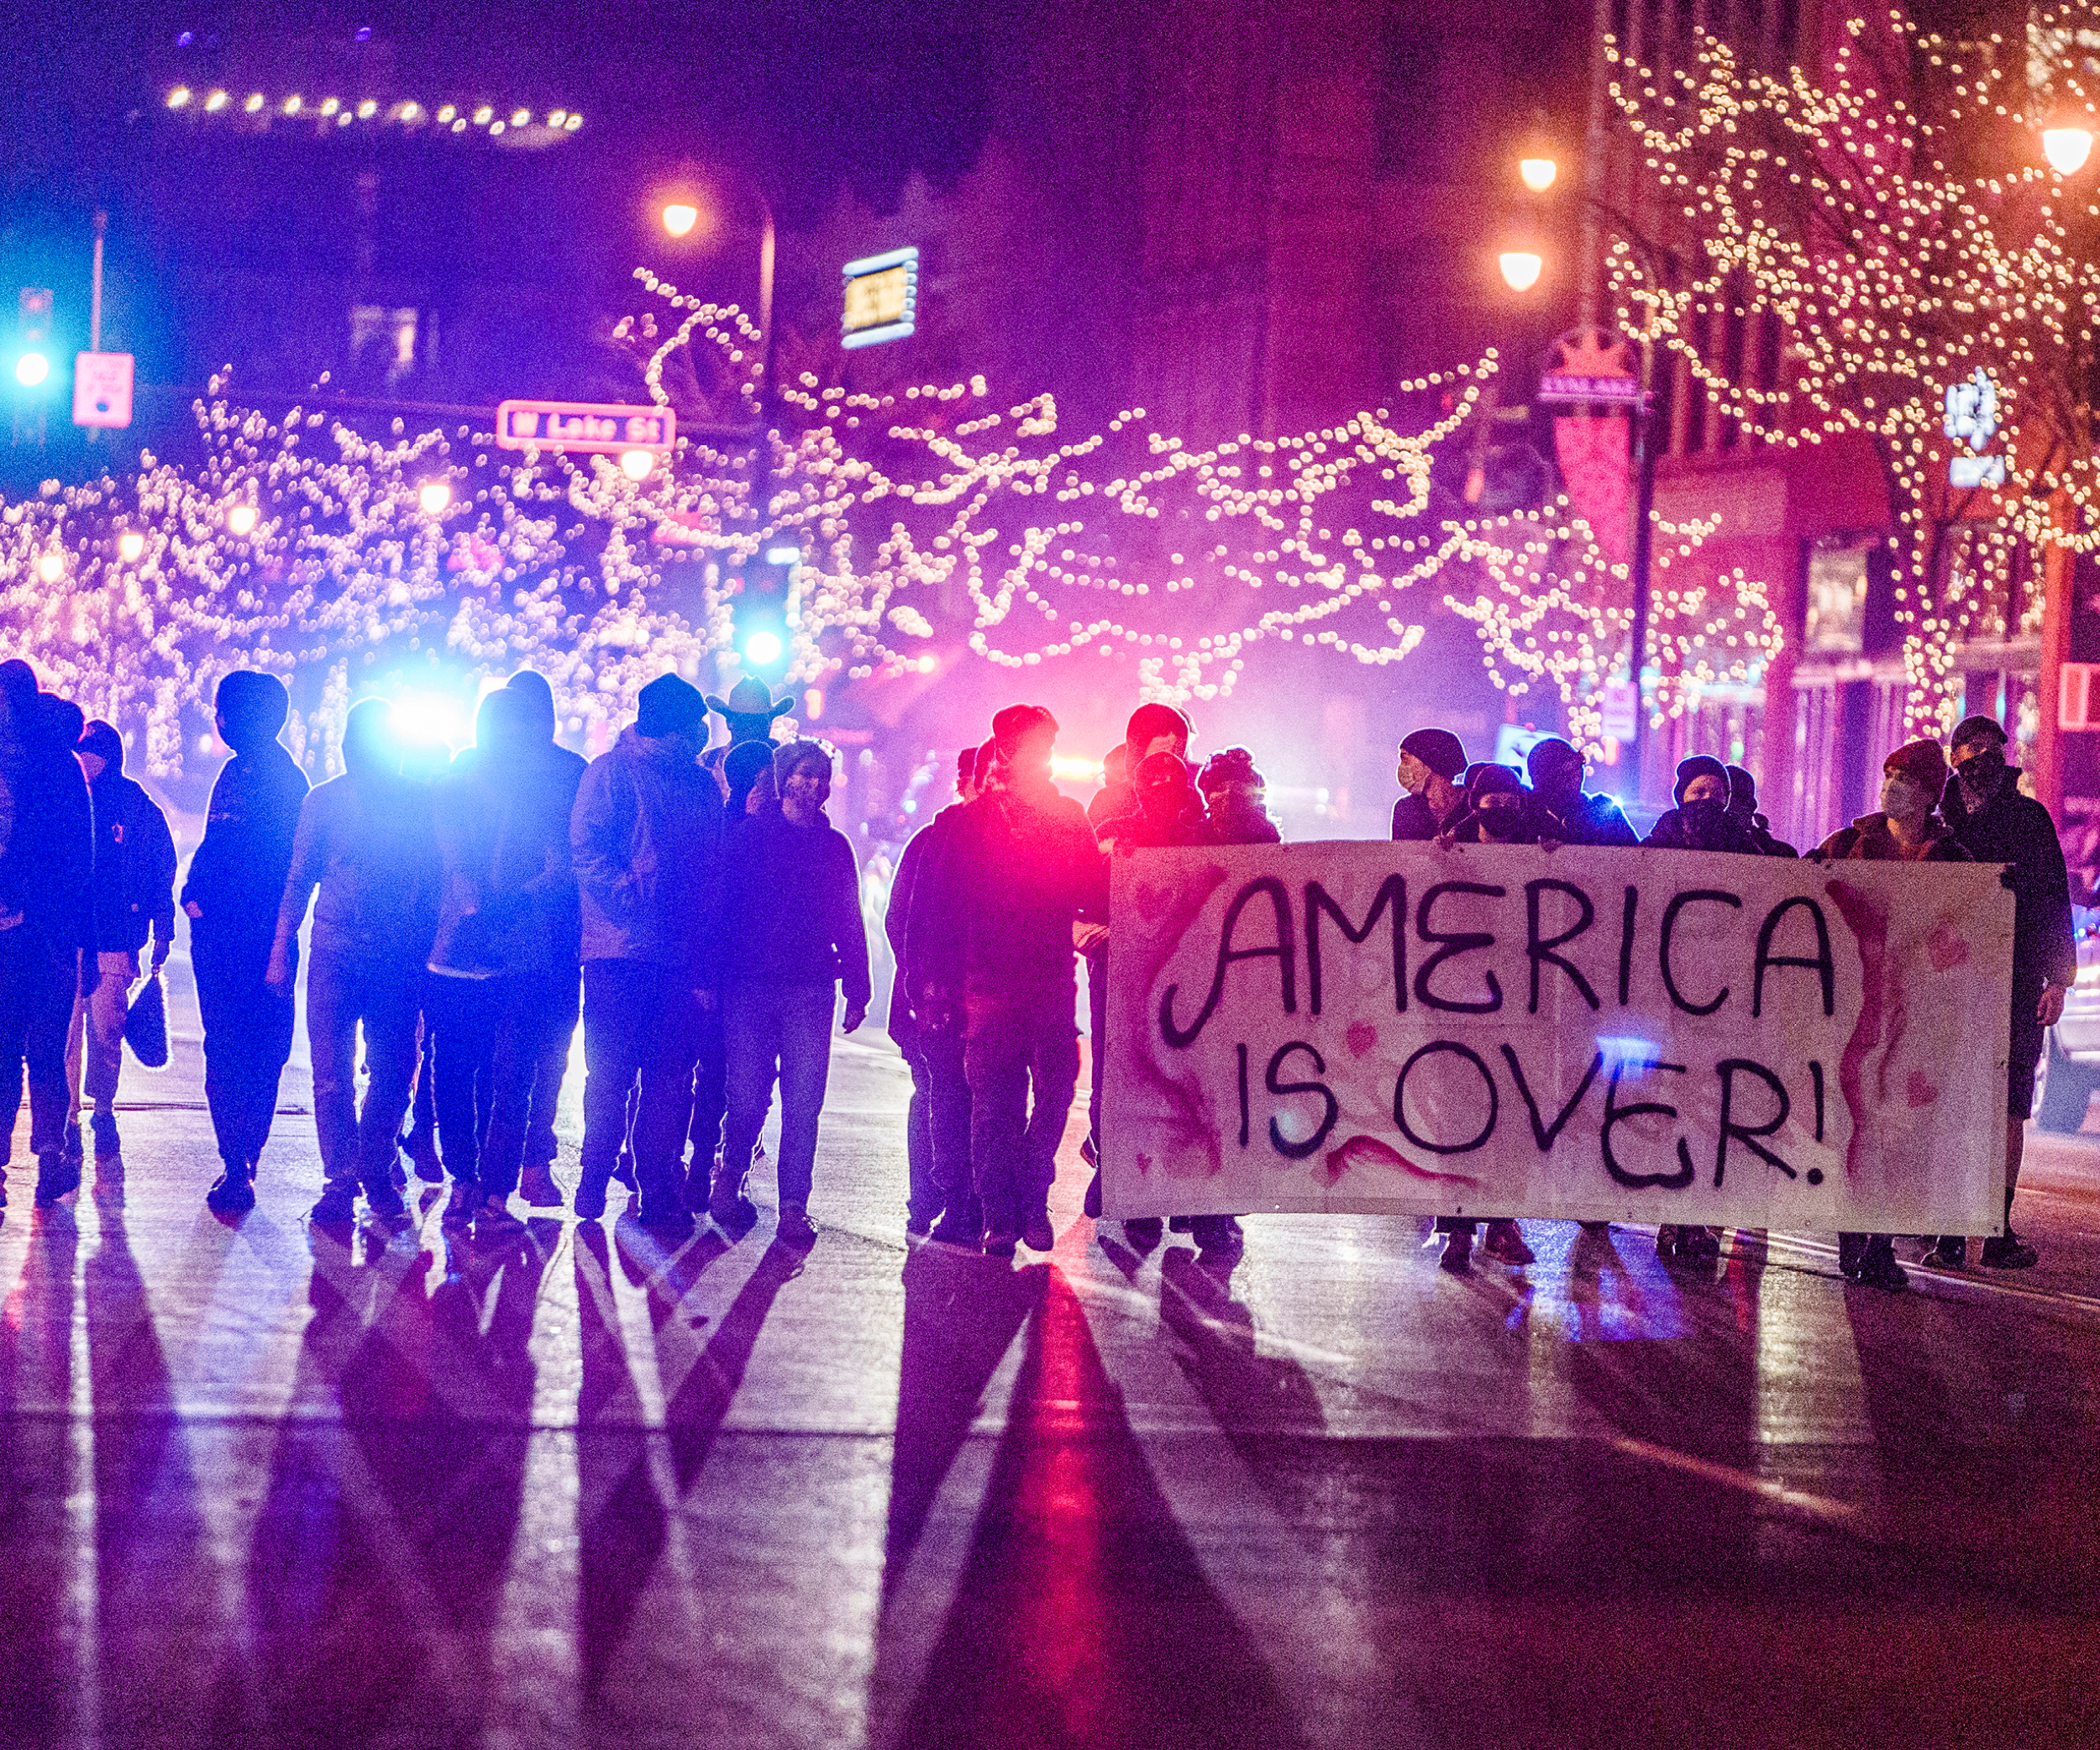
732 546 799 671
14 289 52 389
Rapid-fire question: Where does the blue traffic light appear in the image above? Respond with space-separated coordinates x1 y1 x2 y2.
14 350 50 387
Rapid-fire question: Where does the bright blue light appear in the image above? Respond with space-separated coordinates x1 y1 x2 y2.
1596 1035 1659 1066
742 629 784 667
14 352 50 387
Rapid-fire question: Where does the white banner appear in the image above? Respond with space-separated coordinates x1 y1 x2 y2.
1102 841 2014 1232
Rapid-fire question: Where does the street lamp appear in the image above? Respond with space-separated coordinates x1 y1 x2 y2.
1519 156 1558 193
2044 126 2094 176
1499 250 1545 292
661 202 700 239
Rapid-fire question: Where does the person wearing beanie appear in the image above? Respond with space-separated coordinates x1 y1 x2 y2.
267 699 441 1226
0 679 95 1209
569 672 726 1238
183 670 310 1217
1443 763 1537 848
1725 763 1797 856
1929 715 2076 1271
64 720 177 1168
1642 754 1761 856
909 705 1105 1255
713 739 871 1247
503 670 589 1208
1526 738 1637 848
885 745 985 1237
1198 747 1281 846
1393 728 1469 839
704 676 795 749
1087 701 1191 831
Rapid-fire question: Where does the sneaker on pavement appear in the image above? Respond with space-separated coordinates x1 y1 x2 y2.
1189 1214 1243 1253
90 1112 120 1159
708 1175 759 1232
1121 1216 1163 1249
573 1170 610 1222
636 1201 697 1243
1482 1218 1535 1265
1981 1232 2038 1269
1852 1243 1909 1292
928 1211 979 1247
34 1151 80 1208
309 1183 358 1225
443 1180 478 1226
519 1165 564 1209
1923 1236 1966 1271
778 1204 818 1248
363 1176 408 1221
206 1163 255 1216
1021 1213 1055 1253
1439 1227 1474 1273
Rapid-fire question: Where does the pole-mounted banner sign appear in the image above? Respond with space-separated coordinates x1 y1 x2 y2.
495 400 675 455
1538 326 1643 405
1104 842 2013 1232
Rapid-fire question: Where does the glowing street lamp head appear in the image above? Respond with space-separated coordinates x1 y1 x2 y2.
36 553 65 584
1499 250 1544 292
118 531 144 561
661 202 700 239
1519 156 1558 192
741 628 785 667
418 481 453 513
618 448 655 481
14 351 49 387
2044 126 2094 175
226 504 259 535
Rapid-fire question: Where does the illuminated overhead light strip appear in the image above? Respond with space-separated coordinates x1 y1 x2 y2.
160 90 580 134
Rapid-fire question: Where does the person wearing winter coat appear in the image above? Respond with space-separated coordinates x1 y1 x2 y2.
182 670 310 1217
885 744 982 1236
66 718 177 1164
1526 738 1638 847
715 739 872 1248
1087 702 1193 833
910 704 1105 1255
267 699 440 1225
1726 763 1798 857
1198 747 1282 846
1643 755 1765 855
1392 727 1469 839
570 673 725 1236
426 686 580 1233
1811 738 1973 1292
0 665 96 1209
1929 715 2078 1271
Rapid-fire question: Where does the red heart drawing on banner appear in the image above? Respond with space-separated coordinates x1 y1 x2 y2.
1906 1071 1938 1108
1131 883 1172 922
1346 1022 1378 1058
1926 922 1970 972
1134 1152 1155 1175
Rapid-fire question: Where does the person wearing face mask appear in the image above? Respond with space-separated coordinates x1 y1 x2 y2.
1644 754 1763 1264
1726 764 1798 857
1929 716 2076 1271
715 739 870 1248
1644 755 1763 854
1526 738 1638 847
1088 702 1192 833
1392 728 1469 840
1811 738 1972 1290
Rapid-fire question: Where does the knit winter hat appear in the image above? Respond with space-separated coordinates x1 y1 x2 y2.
1672 754 1729 807
1198 746 1264 794
1883 737 1948 798
1949 714 2008 754
1725 763 1758 815
1467 762 1526 803
1126 702 1192 751
76 718 123 774
1400 728 1467 781
636 673 707 738
1525 737 1583 786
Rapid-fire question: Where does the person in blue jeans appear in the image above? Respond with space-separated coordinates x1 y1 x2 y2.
715 739 870 1247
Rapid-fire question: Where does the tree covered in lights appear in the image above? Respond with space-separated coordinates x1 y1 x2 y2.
1602 7 2100 726
0 265 1758 775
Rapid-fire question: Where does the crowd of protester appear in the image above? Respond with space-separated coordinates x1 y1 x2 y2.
0 660 2074 1295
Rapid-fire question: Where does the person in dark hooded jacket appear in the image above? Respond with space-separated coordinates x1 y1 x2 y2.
1929 715 2076 1271
1088 702 1192 833
183 670 310 1216
1726 764 1797 856
0 665 95 1208
66 719 176 1164
1198 747 1282 846
1643 754 1762 855
1392 728 1469 839
1526 738 1638 846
